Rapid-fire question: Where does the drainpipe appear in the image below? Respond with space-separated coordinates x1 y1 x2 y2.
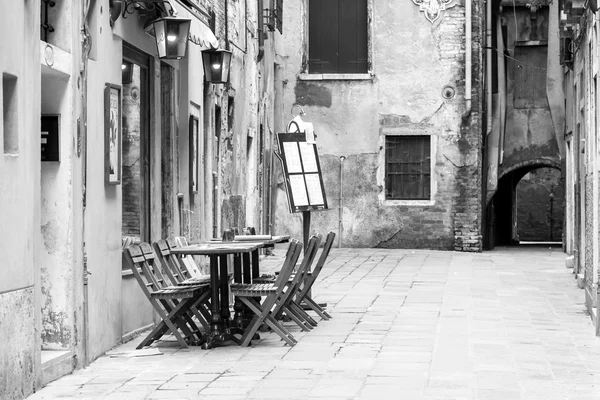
339 156 345 248
463 0 472 118
486 0 493 139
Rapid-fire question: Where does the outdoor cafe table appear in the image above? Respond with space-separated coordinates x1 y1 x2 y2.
207 235 291 282
170 242 262 349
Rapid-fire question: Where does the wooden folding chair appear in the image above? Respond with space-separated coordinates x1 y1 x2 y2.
296 231 336 320
268 235 322 329
124 243 211 349
152 239 212 331
230 240 303 347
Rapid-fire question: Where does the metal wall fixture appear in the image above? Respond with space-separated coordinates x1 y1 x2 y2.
441 85 456 100
41 0 56 42
121 0 176 18
109 0 176 26
201 49 233 84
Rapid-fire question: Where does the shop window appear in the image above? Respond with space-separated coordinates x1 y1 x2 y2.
308 0 368 74
3 73 18 155
385 135 431 200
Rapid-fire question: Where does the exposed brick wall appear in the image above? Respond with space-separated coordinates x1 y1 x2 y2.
585 173 593 294
516 168 564 241
453 2 484 252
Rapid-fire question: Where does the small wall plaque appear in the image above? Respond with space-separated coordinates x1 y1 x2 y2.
41 115 60 162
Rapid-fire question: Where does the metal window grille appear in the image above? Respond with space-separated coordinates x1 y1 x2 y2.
385 135 431 200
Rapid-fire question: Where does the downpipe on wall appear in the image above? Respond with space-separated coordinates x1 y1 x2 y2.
463 0 472 119
339 156 345 248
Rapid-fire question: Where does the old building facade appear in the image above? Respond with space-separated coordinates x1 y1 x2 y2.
560 0 600 335
273 0 485 251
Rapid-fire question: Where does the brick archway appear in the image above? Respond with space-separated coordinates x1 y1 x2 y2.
499 158 561 181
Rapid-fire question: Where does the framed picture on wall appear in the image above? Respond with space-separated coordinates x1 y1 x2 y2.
104 83 122 185
189 115 200 194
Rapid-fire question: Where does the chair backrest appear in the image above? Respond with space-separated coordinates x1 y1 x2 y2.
273 240 303 291
312 231 336 280
286 235 321 298
124 243 168 300
297 231 336 300
153 239 189 285
174 236 203 276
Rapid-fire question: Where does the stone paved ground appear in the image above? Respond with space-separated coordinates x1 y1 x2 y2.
28 246 600 400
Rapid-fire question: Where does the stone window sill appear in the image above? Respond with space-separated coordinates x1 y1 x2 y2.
298 73 374 81
381 199 435 206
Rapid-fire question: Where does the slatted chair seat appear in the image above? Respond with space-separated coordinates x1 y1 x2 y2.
177 276 212 286
230 283 276 296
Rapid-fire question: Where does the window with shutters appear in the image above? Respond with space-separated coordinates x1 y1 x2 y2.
385 136 431 200
308 0 368 74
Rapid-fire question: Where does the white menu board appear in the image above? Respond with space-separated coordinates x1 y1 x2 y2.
277 133 328 213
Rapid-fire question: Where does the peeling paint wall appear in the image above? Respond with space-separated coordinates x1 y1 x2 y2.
275 0 484 250
0 289 36 399
40 71 75 351
0 0 42 396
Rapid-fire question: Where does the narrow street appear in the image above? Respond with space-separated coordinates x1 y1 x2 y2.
27 246 600 400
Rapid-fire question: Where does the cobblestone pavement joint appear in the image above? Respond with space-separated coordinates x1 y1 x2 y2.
28 246 600 400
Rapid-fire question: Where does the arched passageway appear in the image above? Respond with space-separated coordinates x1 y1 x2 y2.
485 160 563 248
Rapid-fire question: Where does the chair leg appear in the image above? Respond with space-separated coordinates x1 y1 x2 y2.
141 305 190 349
263 314 297 346
281 304 312 331
289 302 318 327
301 296 331 320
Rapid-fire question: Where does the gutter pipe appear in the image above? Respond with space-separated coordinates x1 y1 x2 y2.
463 0 472 118
339 156 345 248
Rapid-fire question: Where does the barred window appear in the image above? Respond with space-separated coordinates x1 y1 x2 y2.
385 136 431 200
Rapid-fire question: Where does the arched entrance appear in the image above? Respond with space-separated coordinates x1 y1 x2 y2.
485 159 563 248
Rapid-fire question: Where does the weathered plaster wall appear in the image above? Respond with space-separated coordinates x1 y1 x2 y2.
275 0 483 250
0 288 36 399
40 71 75 350
0 0 41 396
499 7 561 175
83 8 163 361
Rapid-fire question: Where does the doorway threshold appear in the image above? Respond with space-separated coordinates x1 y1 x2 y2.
40 349 74 387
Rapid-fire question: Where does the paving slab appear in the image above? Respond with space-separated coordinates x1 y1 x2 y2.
26 246 600 399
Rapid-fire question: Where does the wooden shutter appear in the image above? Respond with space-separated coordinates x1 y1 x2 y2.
309 0 367 74
338 0 368 73
309 0 339 73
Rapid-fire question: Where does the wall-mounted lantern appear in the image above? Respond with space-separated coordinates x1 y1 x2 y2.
201 48 232 84
153 17 191 60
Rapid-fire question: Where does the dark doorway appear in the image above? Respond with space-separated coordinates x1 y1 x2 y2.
487 165 564 248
